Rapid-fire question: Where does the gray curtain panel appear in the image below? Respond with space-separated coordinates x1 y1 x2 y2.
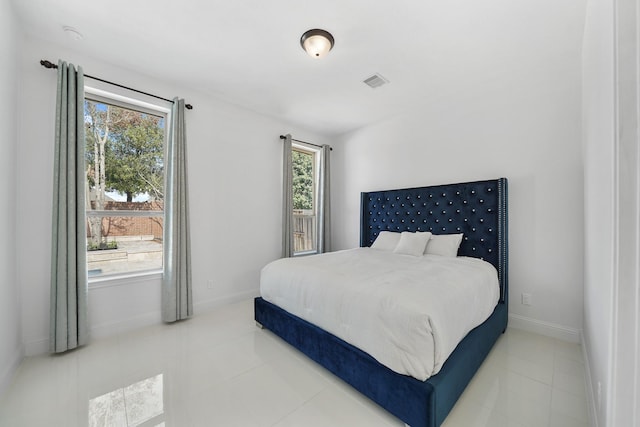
50 61 88 353
281 134 294 258
316 144 331 253
162 98 193 322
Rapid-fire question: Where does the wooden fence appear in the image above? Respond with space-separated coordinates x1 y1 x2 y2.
88 201 163 241
293 214 316 253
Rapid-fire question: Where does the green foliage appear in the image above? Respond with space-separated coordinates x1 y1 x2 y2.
106 112 164 201
87 240 118 251
292 150 313 210
85 100 164 202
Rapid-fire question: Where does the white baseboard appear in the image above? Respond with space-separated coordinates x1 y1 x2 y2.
194 289 260 313
581 330 598 427
24 289 261 356
91 310 162 340
510 317 596 426
0 345 24 395
508 313 581 343
24 338 48 357
24 311 162 356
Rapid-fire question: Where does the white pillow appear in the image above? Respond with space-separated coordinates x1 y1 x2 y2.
425 233 464 257
371 231 401 251
393 231 432 256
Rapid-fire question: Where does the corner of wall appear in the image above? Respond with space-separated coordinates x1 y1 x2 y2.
508 313 581 343
581 329 599 427
0 0 24 397
0 343 23 396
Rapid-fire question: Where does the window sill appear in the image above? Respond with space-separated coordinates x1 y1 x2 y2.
294 251 318 257
88 269 163 289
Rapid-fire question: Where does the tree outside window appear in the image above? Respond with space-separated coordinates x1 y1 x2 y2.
292 147 316 254
84 97 166 277
292 150 313 210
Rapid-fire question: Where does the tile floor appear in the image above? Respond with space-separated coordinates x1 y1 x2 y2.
0 299 590 427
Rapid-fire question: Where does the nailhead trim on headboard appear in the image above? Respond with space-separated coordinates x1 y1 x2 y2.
360 178 508 304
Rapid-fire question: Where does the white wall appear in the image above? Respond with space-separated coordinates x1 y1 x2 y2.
16 36 330 355
582 0 615 424
332 2 586 339
582 0 640 425
0 0 22 394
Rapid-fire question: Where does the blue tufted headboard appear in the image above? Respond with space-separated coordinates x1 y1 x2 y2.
360 178 508 304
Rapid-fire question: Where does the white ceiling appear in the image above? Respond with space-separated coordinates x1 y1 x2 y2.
11 0 586 136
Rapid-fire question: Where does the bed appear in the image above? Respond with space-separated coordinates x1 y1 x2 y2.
254 178 508 427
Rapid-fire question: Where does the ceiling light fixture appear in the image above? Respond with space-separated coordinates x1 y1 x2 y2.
300 29 334 59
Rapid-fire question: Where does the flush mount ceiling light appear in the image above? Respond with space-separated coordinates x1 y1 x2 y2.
300 29 334 58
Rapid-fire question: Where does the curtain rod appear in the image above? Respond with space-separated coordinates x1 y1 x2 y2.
40 60 193 110
280 135 332 151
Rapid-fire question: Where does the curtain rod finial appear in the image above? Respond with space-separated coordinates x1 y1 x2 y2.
40 59 57 69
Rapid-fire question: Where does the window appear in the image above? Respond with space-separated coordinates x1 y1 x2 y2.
292 144 319 255
84 93 167 278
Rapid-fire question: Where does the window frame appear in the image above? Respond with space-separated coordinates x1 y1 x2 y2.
84 87 171 284
292 142 321 256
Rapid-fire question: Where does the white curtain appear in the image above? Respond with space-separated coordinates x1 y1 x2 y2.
50 60 88 353
162 98 193 322
281 134 294 258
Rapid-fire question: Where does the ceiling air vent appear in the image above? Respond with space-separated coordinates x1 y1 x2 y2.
363 73 389 89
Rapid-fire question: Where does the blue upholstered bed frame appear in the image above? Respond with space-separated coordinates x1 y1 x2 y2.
254 178 508 427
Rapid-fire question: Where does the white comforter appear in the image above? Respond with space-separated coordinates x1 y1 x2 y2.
260 248 499 381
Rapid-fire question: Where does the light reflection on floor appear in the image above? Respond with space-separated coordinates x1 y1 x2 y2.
0 299 590 427
88 374 164 427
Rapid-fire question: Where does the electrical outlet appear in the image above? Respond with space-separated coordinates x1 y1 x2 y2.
207 280 214 289
521 293 532 306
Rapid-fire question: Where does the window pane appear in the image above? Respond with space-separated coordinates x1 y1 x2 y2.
85 98 165 277
293 213 316 253
292 149 316 253
87 216 163 277
292 150 313 210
